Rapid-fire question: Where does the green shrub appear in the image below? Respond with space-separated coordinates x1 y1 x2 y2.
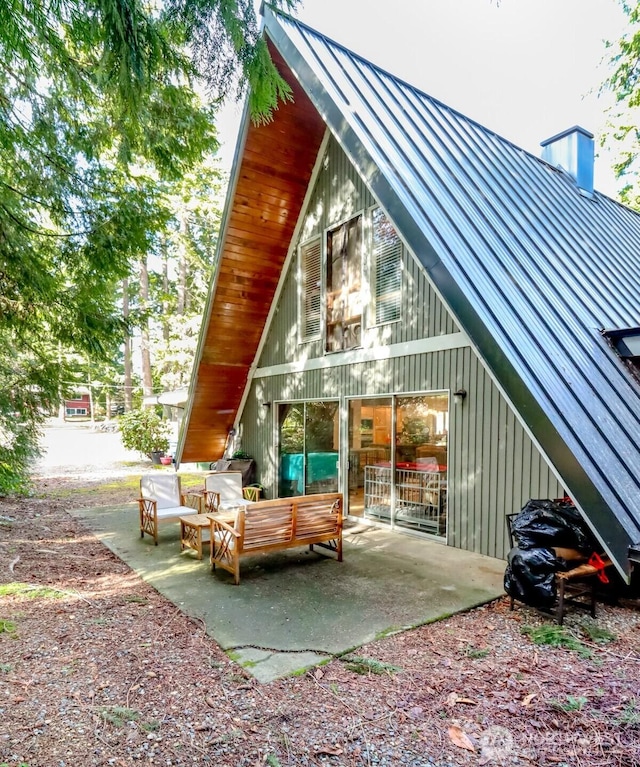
118 409 170 458
521 624 592 658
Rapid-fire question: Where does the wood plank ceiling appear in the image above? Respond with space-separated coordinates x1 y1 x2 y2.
180 44 326 462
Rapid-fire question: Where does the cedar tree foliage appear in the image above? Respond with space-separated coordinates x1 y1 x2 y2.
0 0 298 493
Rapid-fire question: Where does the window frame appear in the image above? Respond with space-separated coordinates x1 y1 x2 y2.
324 211 364 353
65 407 87 416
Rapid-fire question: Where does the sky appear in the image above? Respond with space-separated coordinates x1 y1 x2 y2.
216 0 630 198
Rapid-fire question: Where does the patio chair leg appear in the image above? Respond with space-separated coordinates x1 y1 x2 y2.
556 579 566 626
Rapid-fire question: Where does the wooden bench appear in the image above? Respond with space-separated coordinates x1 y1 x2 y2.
210 493 343 584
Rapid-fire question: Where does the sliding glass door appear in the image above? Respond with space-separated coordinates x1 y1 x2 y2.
347 397 392 518
278 401 339 497
348 393 449 538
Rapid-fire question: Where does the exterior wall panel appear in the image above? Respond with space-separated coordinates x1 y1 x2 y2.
259 137 458 369
241 350 564 561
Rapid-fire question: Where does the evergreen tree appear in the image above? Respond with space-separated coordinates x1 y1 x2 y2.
0 0 299 492
603 2 640 206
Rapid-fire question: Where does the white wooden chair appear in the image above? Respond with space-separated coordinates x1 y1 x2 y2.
138 474 203 545
203 471 259 513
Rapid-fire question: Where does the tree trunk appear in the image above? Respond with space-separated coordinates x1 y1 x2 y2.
162 250 170 344
140 257 153 399
177 212 188 315
122 277 133 412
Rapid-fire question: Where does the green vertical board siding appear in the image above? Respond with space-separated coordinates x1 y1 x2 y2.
240 349 563 561
258 136 457 369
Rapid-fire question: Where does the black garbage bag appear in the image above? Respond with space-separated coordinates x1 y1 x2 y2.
510 498 595 553
504 546 568 608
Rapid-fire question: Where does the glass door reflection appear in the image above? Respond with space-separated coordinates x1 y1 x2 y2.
348 397 392 519
278 401 339 497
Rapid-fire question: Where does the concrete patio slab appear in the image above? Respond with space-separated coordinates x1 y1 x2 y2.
69 504 506 682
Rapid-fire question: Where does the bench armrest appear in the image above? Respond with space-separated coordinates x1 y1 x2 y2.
210 517 239 536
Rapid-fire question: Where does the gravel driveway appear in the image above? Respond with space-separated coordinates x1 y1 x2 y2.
34 418 154 480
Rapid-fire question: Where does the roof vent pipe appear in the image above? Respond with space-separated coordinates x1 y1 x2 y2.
540 125 594 196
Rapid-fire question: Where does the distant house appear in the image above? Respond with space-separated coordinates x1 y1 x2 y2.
178 8 640 580
64 390 91 420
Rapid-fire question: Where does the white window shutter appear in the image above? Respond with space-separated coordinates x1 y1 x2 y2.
372 208 401 324
300 237 322 340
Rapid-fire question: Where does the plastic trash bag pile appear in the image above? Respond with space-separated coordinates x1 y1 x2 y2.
503 498 599 608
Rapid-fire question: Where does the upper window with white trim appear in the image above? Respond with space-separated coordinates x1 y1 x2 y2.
371 207 402 325
297 207 403 351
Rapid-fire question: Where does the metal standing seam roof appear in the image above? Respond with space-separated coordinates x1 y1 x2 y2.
263 7 640 576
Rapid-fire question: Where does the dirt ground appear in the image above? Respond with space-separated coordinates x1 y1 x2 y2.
0 422 639 767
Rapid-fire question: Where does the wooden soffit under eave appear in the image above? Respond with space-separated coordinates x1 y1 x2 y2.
180 45 326 463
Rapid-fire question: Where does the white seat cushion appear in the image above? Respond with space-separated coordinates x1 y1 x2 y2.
218 497 252 510
156 505 199 520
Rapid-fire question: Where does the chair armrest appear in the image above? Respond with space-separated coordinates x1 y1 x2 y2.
243 486 261 502
138 497 157 514
183 492 204 513
204 490 221 513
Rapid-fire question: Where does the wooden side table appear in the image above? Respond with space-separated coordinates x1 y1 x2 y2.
180 511 239 560
179 514 212 560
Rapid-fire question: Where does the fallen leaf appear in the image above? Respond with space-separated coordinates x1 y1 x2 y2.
314 668 324 679
446 692 477 707
315 745 343 756
522 692 537 707
205 696 216 708
448 725 475 752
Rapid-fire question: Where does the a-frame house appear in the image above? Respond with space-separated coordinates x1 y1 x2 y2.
178 6 640 580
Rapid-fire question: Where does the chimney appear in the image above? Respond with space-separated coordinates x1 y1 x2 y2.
540 126 594 196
